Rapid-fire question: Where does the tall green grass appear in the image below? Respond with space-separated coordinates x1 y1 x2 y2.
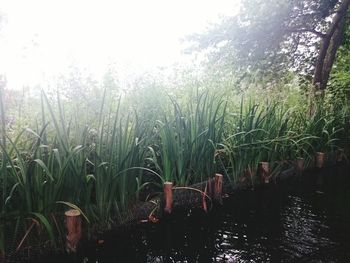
0 82 350 256
0 81 7 255
147 90 226 186
221 99 289 184
0 89 151 252
0 91 93 252
91 90 150 225
294 100 345 165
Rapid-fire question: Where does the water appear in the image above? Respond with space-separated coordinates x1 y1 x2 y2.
38 165 350 262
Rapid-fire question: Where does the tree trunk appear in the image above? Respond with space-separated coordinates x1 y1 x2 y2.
313 0 350 91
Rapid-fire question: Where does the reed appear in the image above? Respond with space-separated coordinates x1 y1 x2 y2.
0 79 7 256
148 89 226 186
0 92 93 251
222 100 272 183
92 100 149 224
222 98 307 185
1 80 350 256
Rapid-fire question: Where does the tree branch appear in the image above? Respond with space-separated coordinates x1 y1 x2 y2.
286 27 326 38
313 0 350 90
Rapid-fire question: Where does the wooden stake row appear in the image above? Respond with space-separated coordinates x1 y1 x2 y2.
163 173 223 214
64 149 345 253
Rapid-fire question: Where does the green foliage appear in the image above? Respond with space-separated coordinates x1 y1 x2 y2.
330 23 350 100
221 98 292 184
1 3 350 257
1 74 350 256
91 91 149 225
187 0 341 85
148 89 227 185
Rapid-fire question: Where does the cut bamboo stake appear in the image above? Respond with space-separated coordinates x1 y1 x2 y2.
259 162 270 183
315 152 325 168
214 173 223 203
65 209 82 253
163 182 173 214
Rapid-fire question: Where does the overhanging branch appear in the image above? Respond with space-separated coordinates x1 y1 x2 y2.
286 27 326 38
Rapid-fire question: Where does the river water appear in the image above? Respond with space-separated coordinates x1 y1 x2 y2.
36 164 350 263
80 167 350 262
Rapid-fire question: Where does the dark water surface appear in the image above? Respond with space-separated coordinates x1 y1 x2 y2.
39 165 350 262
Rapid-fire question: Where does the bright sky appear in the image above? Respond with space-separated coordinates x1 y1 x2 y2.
0 0 239 90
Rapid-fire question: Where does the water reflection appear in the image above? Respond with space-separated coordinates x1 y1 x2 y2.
81 167 350 263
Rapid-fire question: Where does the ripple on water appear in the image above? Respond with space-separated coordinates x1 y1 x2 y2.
68 170 350 263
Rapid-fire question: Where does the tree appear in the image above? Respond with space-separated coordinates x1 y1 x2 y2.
329 23 350 99
188 0 350 91
313 0 350 91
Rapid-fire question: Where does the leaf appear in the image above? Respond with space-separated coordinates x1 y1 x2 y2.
34 159 54 181
5 183 20 206
30 212 57 247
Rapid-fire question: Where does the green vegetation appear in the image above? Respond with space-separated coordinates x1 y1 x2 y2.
148 91 226 185
1 0 350 259
1 82 349 256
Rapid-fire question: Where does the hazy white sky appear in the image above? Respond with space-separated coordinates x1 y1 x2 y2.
0 0 239 89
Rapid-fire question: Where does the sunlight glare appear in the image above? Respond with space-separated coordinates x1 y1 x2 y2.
0 0 239 89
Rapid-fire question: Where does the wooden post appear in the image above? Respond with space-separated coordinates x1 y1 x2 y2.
296 158 304 173
259 162 270 183
65 209 82 253
315 152 325 168
163 182 173 214
214 173 223 203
